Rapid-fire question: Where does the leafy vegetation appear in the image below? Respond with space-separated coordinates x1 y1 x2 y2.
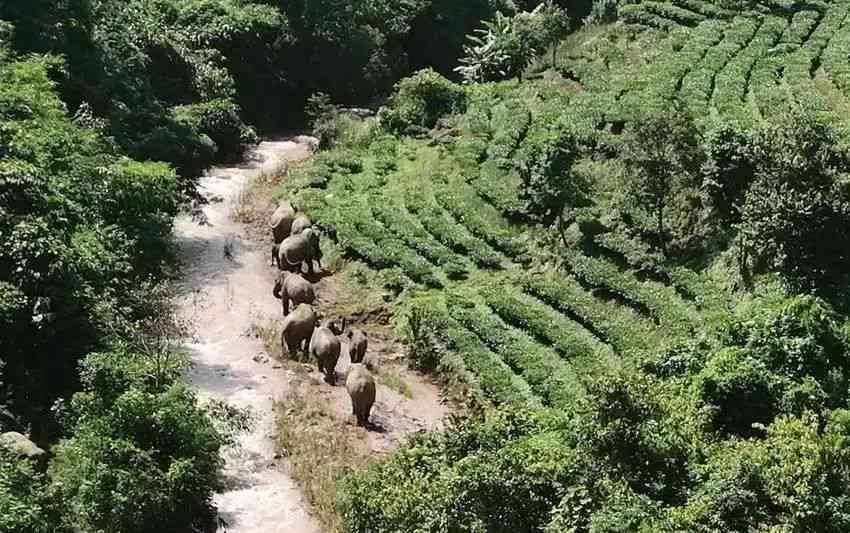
8 0 850 530
276 1 850 529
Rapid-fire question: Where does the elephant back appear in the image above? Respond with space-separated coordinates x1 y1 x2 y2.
287 273 315 304
346 364 376 403
291 214 312 235
270 201 296 243
279 232 309 265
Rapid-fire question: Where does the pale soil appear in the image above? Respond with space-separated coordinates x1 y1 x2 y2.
174 136 447 532
175 138 319 533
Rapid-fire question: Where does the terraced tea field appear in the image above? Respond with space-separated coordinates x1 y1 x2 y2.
565 0 850 129
286 137 732 408
281 0 850 410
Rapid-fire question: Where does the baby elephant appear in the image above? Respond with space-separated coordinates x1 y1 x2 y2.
290 213 312 236
346 328 368 364
309 318 345 384
281 304 317 358
346 364 376 427
273 271 315 315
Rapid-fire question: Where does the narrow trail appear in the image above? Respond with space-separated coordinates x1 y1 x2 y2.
174 138 320 533
173 136 448 532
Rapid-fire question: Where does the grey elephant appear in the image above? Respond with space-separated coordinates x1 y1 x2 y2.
281 304 317 358
346 364 376 427
270 201 296 244
309 318 345 384
273 271 315 315
290 214 312 235
346 328 368 364
277 228 322 274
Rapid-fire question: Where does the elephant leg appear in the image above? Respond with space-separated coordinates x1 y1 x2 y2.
282 295 289 316
272 245 279 268
307 260 314 275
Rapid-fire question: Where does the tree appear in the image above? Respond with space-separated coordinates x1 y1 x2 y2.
621 102 702 256
514 112 589 246
455 9 543 83
735 108 850 293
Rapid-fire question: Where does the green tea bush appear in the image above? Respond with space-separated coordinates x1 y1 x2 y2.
322 202 444 288
524 275 665 356
450 300 584 408
434 182 527 260
443 323 541 408
379 69 467 133
405 190 504 269
562 249 698 337
481 285 617 365
372 200 469 279
469 162 529 218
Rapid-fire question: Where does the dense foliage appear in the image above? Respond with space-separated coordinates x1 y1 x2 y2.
6 0 850 530
278 1 850 527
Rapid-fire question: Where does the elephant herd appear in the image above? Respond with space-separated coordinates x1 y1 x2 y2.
270 201 376 427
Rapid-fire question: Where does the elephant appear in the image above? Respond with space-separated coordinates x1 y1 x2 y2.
346 364 376 427
277 228 322 274
290 214 312 236
346 328 368 364
270 201 296 244
309 318 345 384
273 271 315 316
281 304 317 358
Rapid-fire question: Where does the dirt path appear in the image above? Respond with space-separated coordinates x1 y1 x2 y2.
174 138 320 533
174 136 448 532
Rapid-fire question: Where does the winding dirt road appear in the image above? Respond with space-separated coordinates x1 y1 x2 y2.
174 138 320 533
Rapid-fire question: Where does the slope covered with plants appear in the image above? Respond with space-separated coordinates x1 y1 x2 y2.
1 1 581 531
275 2 850 529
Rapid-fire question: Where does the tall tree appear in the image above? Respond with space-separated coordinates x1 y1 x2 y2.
621 101 701 256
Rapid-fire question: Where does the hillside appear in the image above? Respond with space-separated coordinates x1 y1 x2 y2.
3 0 850 532
275 3 850 531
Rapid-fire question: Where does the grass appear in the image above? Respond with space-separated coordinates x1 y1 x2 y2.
378 369 414 399
248 317 282 359
275 366 368 533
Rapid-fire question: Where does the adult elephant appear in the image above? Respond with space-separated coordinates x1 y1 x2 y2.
269 201 296 244
346 364 376 427
309 318 345 384
277 228 322 274
346 328 368 364
273 271 315 315
281 304 317 358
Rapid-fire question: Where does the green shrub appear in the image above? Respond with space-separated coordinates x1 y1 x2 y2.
173 98 257 160
50 351 222 533
0 447 54 533
696 347 777 437
379 69 467 133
